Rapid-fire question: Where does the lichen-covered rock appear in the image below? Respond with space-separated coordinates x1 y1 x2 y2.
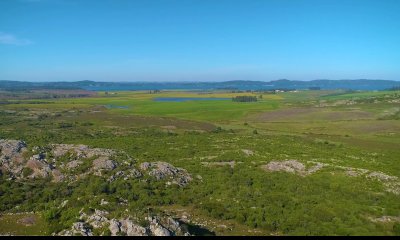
140 162 192 187
66 160 82 169
128 168 142 178
367 171 398 181
26 159 53 178
59 210 192 236
92 157 117 171
109 219 121 236
59 222 93 236
51 144 114 159
151 224 171 236
52 169 65 182
139 162 151 171
87 209 109 229
148 217 171 236
121 219 148 236
0 139 27 178
0 139 27 157
72 222 93 236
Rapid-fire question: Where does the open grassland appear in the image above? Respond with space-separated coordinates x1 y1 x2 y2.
0 89 399 235
0 213 48 235
55 91 282 122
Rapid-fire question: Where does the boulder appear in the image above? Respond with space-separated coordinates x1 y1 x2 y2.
140 162 192 187
149 221 171 236
87 210 109 229
92 157 117 171
0 139 27 178
109 219 121 236
120 219 148 236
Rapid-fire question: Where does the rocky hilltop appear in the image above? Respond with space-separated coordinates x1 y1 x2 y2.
0 139 196 236
0 139 192 187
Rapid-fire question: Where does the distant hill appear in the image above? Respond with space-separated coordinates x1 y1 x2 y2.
0 79 399 91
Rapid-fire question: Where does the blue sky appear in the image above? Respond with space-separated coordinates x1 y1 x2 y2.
0 0 399 82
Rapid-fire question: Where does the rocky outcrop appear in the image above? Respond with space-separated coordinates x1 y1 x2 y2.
0 140 126 182
92 157 117 171
66 160 82 170
108 168 142 182
0 139 27 178
120 219 148 236
109 219 122 236
51 144 115 159
0 140 64 181
262 160 325 176
367 171 398 182
59 208 191 236
51 169 65 182
262 159 400 195
1 139 194 189
0 139 27 158
26 158 53 178
313 161 400 195
127 168 142 179
140 162 192 187
368 215 400 223
87 209 109 229
108 216 190 236
59 222 93 236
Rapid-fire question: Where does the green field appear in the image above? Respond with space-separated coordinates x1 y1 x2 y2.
0 213 48 235
0 89 399 236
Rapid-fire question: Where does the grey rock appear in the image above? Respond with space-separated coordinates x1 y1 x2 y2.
140 162 192 187
148 217 171 236
66 160 82 169
109 219 121 236
92 157 117 171
0 139 27 178
120 219 148 236
58 222 93 236
87 209 109 229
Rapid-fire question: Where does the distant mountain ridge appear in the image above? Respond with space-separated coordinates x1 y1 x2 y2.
0 79 399 91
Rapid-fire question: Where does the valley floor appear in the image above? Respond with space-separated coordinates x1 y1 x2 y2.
0 89 399 235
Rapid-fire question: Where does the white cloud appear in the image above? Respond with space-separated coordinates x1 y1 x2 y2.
0 32 33 45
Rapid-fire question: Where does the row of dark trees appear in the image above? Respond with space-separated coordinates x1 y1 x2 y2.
232 96 258 102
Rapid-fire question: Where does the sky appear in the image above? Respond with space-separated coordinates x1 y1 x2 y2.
0 0 399 82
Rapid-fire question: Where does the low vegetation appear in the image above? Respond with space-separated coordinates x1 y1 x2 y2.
0 89 399 236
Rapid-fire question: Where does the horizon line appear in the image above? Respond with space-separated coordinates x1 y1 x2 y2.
0 78 399 83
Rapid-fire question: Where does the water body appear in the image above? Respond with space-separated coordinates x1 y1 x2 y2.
104 104 129 109
154 97 230 102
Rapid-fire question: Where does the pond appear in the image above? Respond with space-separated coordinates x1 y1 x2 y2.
103 105 129 109
153 97 230 102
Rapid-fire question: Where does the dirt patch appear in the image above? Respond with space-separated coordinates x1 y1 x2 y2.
352 121 400 134
161 125 177 130
17 216 36 226
256 108 319 122
79 111 216 131
313 110 374 121
255 108 374 122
